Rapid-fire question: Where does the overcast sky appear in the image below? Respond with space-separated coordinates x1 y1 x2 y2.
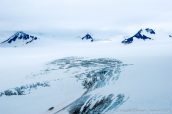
0 0 172 32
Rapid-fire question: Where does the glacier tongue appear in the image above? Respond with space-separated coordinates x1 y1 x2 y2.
0 57 129 114
47 57 129 114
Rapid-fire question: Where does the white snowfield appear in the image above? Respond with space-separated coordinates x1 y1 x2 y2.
0 30 172 114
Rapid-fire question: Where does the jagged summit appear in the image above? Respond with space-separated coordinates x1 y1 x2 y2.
0 31 38 47
81 33 94 42
145 28 155 34
122 28 155 44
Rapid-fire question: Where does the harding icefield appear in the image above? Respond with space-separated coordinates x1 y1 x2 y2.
0 0 172 114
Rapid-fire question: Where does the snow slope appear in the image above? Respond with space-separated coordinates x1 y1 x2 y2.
0 30 172 114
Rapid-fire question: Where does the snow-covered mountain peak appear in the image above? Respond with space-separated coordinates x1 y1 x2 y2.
0 31 38 47
122 28 155 44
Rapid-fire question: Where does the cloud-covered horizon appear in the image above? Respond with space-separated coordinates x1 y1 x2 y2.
0 0 172 32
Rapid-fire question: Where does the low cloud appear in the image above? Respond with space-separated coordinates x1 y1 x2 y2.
0 0 172 32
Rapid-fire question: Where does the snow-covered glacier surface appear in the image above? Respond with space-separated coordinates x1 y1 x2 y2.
0 56 129 114
0 32 172 114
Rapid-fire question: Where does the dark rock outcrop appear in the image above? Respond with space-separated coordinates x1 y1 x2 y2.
82 33 94 42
